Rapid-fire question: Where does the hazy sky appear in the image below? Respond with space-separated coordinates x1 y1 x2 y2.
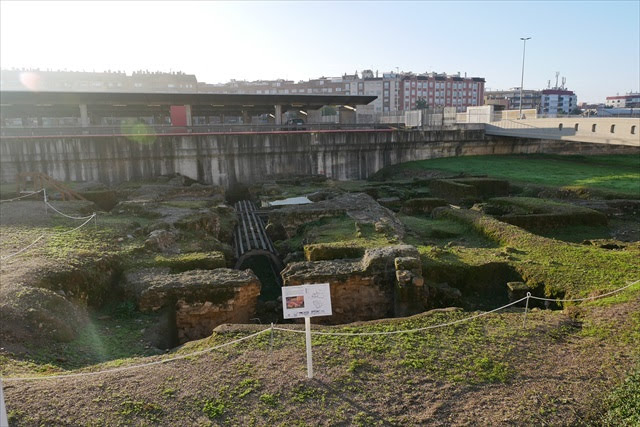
1 1 638 103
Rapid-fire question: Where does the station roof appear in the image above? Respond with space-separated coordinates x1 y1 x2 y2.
0 90 377 110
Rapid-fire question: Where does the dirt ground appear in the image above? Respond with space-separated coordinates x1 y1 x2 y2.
2 296 638 426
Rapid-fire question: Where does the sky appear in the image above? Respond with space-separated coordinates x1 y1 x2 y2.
1 1 638 104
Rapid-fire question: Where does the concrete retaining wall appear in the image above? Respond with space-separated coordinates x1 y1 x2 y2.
1 126 637 187
487 117 640 146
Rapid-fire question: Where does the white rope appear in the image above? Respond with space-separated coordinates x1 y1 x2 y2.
0 189 44 203
274 280 640 338
45 200 95 220
274 296 529 337
0 234 47 261
0 214 96 261
57 214 97 235
2 328 269 382
528 279 640 303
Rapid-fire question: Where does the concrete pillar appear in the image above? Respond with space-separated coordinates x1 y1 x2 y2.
242 110 250 125
79 104 89 127
274 105 282 125
185 104 192 126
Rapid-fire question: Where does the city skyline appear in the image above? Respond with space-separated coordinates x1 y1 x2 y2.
1 1 638 104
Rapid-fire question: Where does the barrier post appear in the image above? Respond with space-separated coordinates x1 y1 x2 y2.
43 188 48 215
0 378 8 427
305 317 313 379
522 292 531 328
269 323 274 353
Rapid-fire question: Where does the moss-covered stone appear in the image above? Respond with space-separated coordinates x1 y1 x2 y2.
401 197 448 214
304 243 365 261
430 178 510 203
479 197 608 229
154 252 226 272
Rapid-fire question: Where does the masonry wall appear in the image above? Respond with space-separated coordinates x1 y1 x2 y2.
1 126 637 187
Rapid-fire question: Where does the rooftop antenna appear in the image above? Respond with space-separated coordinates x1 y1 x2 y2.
547 80 551 89
555 72 560 89
561 77 566 90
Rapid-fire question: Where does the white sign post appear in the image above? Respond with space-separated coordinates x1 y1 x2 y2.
282 283 332 379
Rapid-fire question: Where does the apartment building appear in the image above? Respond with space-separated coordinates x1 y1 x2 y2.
398 73 485 112
540 89 577 115
606 93 640 108
484 88 541 111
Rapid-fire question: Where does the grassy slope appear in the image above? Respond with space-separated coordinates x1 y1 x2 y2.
435 208 640 298
4 295 639 425
378 154 640 196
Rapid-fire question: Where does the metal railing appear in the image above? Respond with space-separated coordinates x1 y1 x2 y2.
0 122 396 137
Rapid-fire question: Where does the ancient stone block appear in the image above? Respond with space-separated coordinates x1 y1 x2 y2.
125 268 261 343
268 193 405 239
144 229 178 253
304 243 365 261
282 245 425 324
400 198 448 215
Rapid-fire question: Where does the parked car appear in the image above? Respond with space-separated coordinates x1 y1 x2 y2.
283 118 306 130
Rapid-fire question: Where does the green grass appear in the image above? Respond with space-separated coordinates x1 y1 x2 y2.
15 303 163 371
601 369 640 426
277 215 393 254
435 208 640 299
377 154 640 196
535 224 613 243
399 214 497 248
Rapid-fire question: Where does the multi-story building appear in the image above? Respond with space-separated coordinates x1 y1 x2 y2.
540 89 577 116
484 88 541 111
397 73 485 112
1 68 485 113
0 69 198 92
606 93 640 108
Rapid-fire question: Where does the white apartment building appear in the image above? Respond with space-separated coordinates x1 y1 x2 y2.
540 89 577 116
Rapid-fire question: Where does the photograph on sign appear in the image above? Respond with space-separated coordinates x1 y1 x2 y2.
282 283 332 319
286 295 305 309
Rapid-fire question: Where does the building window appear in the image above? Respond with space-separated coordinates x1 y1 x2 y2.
592 124 597 132
574 123 579 131
631 125 636 134
610 124 615 133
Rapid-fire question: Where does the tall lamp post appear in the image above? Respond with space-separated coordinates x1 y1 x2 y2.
519 37 531 119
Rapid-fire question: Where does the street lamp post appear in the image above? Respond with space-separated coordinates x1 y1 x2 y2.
519 37 531 119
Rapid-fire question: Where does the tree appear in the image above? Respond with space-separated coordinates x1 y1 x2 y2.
416 98 428 109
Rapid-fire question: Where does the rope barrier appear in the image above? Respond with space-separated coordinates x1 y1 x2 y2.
1 281 637 382
0 189 44 203
274 280 640 337
274 296 529 337
45 200 95 221
0 234 47 261
0 214 96 261
528 279 639 303
1 328 270 382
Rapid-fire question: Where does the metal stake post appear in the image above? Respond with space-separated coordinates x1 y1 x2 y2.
522 292 531 328
304 317 313 379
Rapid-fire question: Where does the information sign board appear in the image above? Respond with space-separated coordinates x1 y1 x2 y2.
282 283 332 319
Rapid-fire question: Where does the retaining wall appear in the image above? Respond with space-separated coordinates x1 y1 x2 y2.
1 126 637 187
